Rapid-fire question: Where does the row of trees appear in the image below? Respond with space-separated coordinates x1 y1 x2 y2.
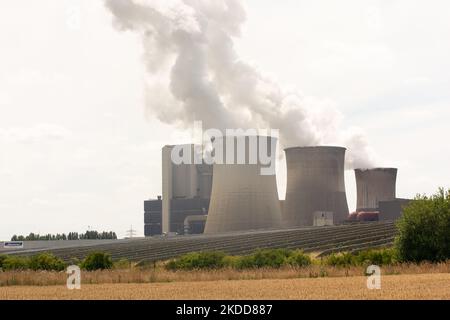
11 231 117 241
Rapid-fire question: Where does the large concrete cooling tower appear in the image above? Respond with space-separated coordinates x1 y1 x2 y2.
355 168 397 211
204 136 282 234
283 146 349 226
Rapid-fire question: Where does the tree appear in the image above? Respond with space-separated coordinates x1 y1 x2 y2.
11 230 117 241
395 188 450 262
80 252 113 271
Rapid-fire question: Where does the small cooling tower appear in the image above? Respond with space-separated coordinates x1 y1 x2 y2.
355 168 397 211
204 136 282 234
283 146 349 226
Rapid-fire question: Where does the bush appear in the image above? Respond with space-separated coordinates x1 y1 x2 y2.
114 258 132 270
286 250 312 267
0 255 7 270
395 189 450 263
323 252 355 267
354 249 397 266
323 249 397 267
1 256 30 271
68 257 80 266
166 251 226 270
235 249 291 269
29 253 66 271
80 252 113 271
222 255 241 269
165 249 314 270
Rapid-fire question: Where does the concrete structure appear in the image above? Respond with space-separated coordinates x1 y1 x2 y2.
170 198 210 234
279 200 285 217
313 211 334 227
355 168 397 212
378 198 412 221
161 145 173 235
144 197 162 236
184 215 208 235
144 144 212 236
283 146 349 226
144 197 210 236
144 198 210 236
204 136 282 234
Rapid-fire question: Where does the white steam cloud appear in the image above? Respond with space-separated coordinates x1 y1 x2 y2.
105 0 377 169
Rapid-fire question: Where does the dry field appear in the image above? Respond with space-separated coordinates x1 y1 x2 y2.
0 274 449 300
1 261 449 287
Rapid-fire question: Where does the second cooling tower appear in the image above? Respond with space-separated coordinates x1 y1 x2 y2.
204 136 282 234
355 168 397 211
283 146 349 226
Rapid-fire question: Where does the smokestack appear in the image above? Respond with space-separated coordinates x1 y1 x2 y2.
283 146 349 226
355 168 397 211
204 136 282 234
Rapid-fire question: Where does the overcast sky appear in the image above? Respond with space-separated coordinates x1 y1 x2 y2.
0 0 449 240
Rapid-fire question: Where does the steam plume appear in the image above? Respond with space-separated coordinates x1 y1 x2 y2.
105 0 376 168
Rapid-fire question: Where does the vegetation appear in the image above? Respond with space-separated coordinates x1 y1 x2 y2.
1 256 30 271
235 249 312 269
2 274 449 300
323 249 397 267
164 248 400 271
395 188 450 263
11 230 118 241
165 249 312 270
0 255 7 270
166 251 227 270
113 258 133 270
323 252 355 267
1 248 449 289
0 253 66 271
0 252 113 272
80 252 113 271
1 260 449 288
28 253 66 271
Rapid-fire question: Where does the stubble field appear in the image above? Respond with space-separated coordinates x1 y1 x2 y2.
1 273 449 300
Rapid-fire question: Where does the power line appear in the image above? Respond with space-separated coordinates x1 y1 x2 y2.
126 225 137 239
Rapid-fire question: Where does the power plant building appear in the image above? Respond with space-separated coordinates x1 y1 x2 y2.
354 168 397 212
144 145 212 236
283 146 349 226
204 136 282 234
378 198 412 221
144 141 407 236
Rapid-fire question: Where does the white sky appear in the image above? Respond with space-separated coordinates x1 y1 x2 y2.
0 0 449 240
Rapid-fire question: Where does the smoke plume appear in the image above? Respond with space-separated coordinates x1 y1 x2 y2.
105 0 376 169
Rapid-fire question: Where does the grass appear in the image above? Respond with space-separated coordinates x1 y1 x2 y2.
0 260 449 287
1 274 449 300
1 248 448 288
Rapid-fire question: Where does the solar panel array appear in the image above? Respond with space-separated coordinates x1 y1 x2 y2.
7 221 397 263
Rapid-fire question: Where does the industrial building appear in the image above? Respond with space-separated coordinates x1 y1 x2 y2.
144 144 212 236
283 146 349 227
204 135 282 234
145 141 408 236
355 168 397 212
378 198 412 221
144 197 162 236
348 168 410 222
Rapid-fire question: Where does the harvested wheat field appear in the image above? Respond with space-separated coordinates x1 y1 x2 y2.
1 273 449 300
